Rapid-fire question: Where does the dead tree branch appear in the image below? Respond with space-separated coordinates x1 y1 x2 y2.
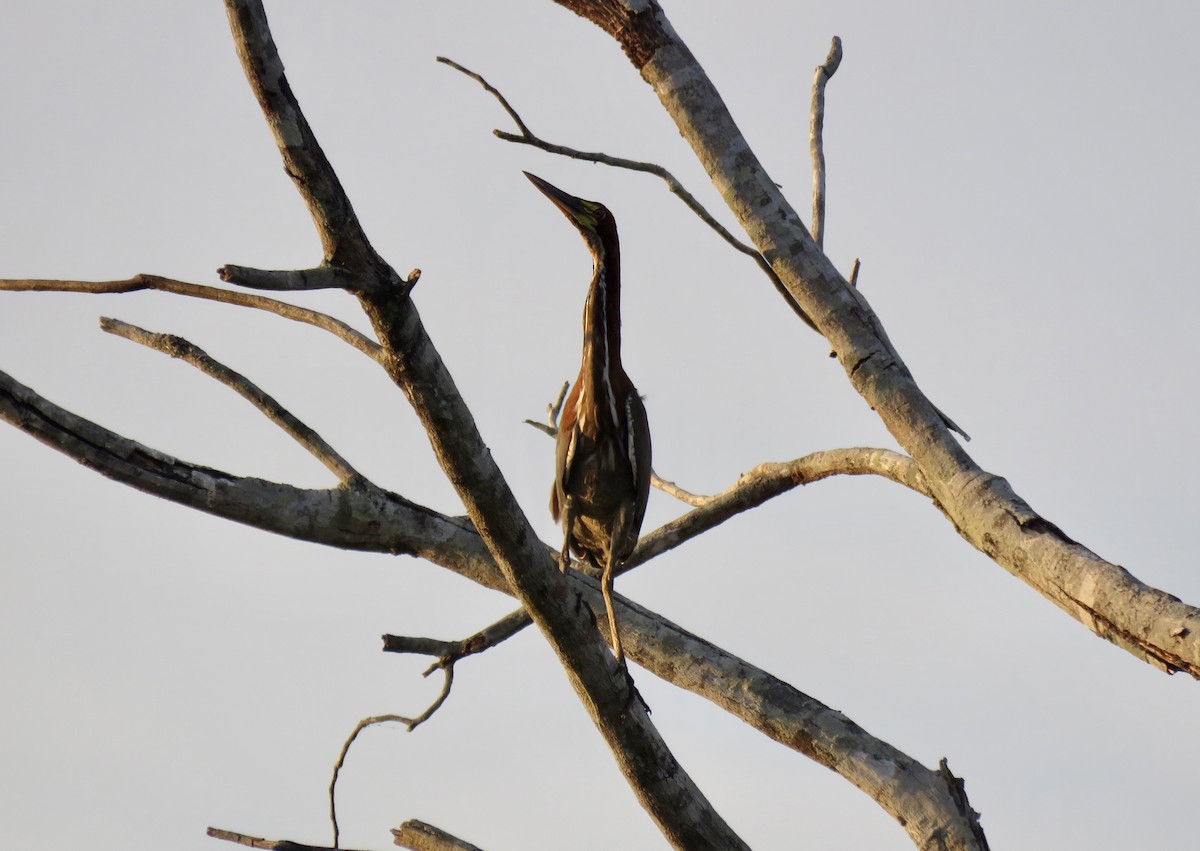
0 274 382 359
384 445 929 673
206 826 367 851
99 317 363 483
0 365 994 845
327 689 451 849
554 0 1196 689
218 264 362 292
224 2 747 846
383 608 533 674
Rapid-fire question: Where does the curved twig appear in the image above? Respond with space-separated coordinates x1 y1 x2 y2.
328 663 453 849
328 714 413 848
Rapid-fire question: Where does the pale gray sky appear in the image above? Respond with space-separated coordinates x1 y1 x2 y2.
3 2 1199 849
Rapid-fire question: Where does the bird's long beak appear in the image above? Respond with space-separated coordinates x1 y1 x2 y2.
524 171 594 227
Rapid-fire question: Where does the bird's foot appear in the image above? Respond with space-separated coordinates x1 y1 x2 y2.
617 659 648 716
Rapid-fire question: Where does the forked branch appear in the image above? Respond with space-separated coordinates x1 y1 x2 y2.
225 2 748 846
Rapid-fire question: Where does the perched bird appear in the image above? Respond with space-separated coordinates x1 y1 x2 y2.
525 171 652 668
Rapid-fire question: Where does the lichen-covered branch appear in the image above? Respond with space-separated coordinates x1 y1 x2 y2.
551 0 1200 687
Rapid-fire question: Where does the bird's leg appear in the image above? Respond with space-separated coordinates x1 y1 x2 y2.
558 498 574 573
601 546 624 669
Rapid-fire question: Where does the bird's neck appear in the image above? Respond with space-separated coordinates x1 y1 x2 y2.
577 247 625 430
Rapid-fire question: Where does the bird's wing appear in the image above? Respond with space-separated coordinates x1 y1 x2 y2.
550 381 582 522
624 390 652 535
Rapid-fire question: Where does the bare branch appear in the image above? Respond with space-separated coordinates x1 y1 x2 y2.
522 380 571 436
810 36 842 248
223 6 751 845
563 0 1198 685
329 716 413 848
650 473 710 507
636 448 930 562
0 274 382 359
326 682 452 851
362 290 750 848
100 317 363 484
206 826 368 851
383 608 533 674
547 380 569 427
439 56 818 333
218 264 358 292
224 0 387 279
0 366 1003 844
392 821 487 851
397 445 927 667
0 368 498 585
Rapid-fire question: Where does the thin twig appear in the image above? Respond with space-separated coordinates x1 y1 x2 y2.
547 380 569 426
100 317 363 483
439 56 818 333
848 257 861 288
648 474 710 507
0 274 382 359
408 665 455 731
327 668 455 848
810 36 842 248
328 714 412 848
392 820 487 851
522 380 570 437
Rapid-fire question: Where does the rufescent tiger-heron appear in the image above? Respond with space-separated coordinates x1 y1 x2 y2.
525 171 652 669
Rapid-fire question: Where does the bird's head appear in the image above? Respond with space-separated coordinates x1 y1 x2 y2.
524 171 616 259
